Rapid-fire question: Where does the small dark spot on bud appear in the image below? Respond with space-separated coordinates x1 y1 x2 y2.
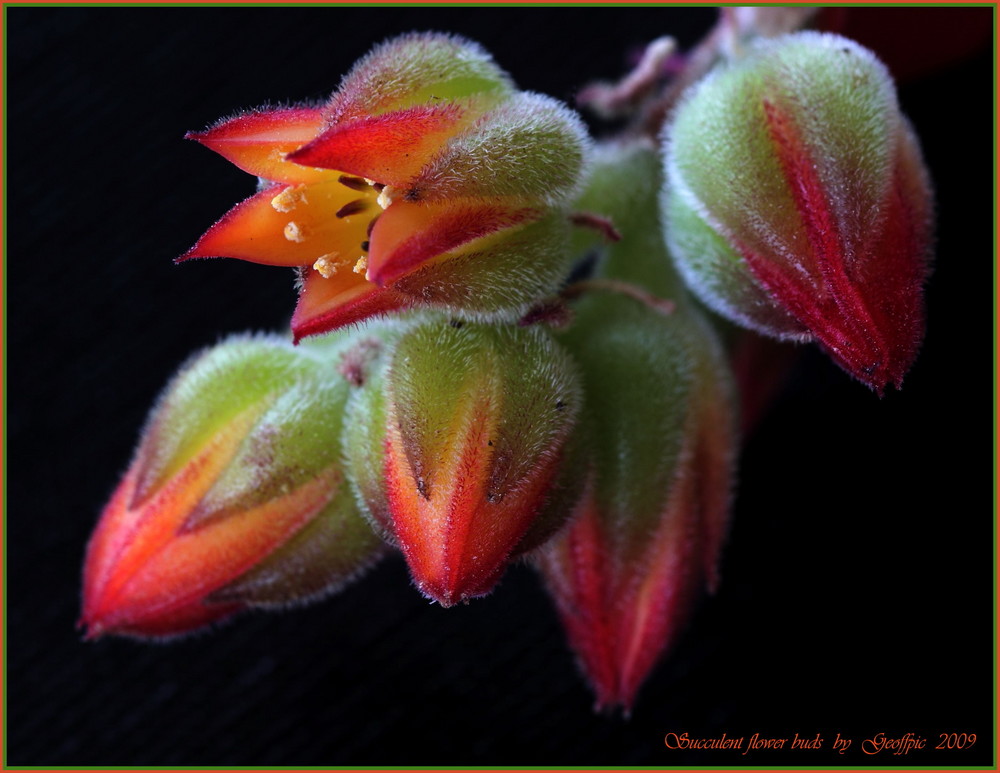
416 477 429 499
487 440 493 447
405 188 422 202
337 337 383 387
361 240 370 252
338 364 364 387
556 400 566 410
449 318 464 328
485 490 505 504
841 47 850 54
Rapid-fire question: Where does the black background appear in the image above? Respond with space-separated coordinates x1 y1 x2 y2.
6 6 994 767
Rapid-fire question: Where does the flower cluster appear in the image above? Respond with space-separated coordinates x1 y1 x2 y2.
83 22 933 714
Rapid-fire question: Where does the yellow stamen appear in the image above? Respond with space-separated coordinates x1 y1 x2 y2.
271 185 309 213
313 254 339 278
353 256 368 274
376 186 396 210
284 221 307 243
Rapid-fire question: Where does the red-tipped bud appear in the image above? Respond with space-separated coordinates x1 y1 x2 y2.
535 140 737 713
663 32 933 393
344 316 583 606
537 292 737 713
81 335 385 639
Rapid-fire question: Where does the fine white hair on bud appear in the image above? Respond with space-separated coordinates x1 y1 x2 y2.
409 91 593 206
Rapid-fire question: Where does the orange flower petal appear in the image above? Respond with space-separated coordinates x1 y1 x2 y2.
186 107 330 185
288 104 468 186
367 199 540 285
180 181 374 268
290 268 411 341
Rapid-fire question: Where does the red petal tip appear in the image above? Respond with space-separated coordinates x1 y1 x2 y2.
81 621 104 642
176 239 227 264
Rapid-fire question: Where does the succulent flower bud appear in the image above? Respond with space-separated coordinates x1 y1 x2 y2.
571 140 680 299
537 291 736 713
81 334 385 639
344 315 583 606
183 33 590 339
663 32 933 393
536 139 737 713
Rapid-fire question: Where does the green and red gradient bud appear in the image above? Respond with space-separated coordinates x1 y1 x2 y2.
537 292 737 713
663 32 933 393
183 33 589 339
344 316 583 607
534 140 737 712
81 335 385 639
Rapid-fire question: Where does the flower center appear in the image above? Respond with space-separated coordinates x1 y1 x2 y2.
271 174 391 280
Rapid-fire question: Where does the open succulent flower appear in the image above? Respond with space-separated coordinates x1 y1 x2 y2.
663 32 933 393
81 335 385 639
344 315 583 606
183 33 589 340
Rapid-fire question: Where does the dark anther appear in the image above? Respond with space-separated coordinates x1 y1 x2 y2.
360 240 370 253
336 199 369 219
372 182 385 193
338 175 369 192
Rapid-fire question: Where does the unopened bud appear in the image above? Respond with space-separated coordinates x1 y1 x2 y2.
344 315 583 606
81 334 384 639
663 32 933 393
538 291 736 713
